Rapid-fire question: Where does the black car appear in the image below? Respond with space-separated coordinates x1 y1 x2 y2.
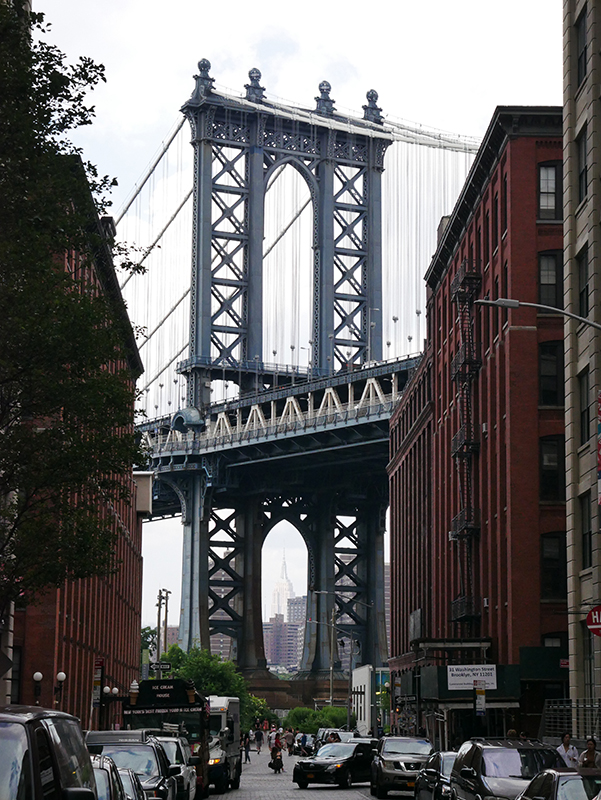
87 729 179 800
450 738 564 800
0 705 96 799
371 736 434 798
293 739 375 789
415 751 457 800
516 768 601 800
118 768 147 800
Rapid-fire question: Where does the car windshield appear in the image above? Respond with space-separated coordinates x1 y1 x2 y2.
316 743 356 758
91 745 159 777
558 775 601 800
482 748 558 779
442 755 457 776
0 722 32 800
382 740 432 756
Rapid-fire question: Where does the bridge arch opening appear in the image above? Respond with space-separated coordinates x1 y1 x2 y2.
263 163 314 372
261 520 308 676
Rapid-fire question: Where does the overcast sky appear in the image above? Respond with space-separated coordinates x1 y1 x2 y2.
34 0 563 629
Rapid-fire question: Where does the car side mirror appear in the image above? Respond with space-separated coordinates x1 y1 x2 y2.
168 764 180 777
188 755 200 766
62 790 97 799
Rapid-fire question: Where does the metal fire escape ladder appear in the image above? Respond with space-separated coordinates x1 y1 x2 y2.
449 259 481 628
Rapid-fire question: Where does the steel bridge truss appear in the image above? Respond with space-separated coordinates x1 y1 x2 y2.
180 61 393 409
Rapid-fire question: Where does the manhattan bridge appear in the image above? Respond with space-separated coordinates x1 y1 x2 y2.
118 59 479 696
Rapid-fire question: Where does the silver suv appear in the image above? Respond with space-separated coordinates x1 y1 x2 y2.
371 736 433 798
156 735 199 800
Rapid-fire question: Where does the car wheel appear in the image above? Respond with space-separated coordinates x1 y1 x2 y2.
338 769 352 789
297 779 308 789
376 783 388 799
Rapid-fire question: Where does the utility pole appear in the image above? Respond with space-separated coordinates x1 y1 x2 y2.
162 588 171 665
156 590 164 680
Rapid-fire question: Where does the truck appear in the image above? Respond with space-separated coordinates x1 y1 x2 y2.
121 678 210 797
207 695 242 793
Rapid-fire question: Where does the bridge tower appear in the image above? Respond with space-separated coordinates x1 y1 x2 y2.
159 60 395 685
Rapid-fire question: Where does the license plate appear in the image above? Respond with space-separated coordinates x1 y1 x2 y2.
307 774 314 779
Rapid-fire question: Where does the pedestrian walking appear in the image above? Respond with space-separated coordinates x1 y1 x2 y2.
284 727 295 755
254 726 263 754
557 732 578 769
579 737 601 768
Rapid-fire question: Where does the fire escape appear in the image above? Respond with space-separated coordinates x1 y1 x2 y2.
449 258 481 631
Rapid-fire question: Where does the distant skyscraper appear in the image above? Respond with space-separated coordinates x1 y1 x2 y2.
270 551 294 619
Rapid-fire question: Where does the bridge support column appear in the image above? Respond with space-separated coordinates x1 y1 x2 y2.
298 498 341 678
236 499 268 673
178 473 210 651
360 501 389 667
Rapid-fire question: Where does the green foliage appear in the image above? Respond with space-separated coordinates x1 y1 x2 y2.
162 643 187 673
0 3 143 612
243 695 278 732
282 704 353 734
141 627 157 654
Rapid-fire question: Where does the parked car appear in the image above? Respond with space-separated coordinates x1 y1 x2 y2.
0 705 96 799
155 734 199 800
87 729 179 800
450 738 564 800
414 751 457 800
517 768 601 800
371 736 433 798
91 753 129 800
293 739 375 789
118 768 146 800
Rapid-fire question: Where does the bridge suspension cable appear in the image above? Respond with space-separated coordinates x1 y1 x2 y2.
115 118 186 225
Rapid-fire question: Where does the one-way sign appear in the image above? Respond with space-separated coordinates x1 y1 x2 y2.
150 662 172 671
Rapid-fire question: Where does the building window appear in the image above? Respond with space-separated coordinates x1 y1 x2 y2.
576 6 587 87
539 342 564 406
540 436 565 501
577 126 588 203
581 491 592 569
541 532 567 600
484 210 490 266
492 193 498 251
578 246 589 318
501 174 508 233
539 252 563 309
579 369 590 445
538 163 562 220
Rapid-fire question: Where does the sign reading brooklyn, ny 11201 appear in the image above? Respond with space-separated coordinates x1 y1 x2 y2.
447 665 497 691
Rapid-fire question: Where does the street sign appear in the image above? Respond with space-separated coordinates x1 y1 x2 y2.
395 694 416 703
474 679 486 717
586 606 601 637
150 662 172 671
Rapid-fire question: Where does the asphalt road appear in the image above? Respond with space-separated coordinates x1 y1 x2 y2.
219 749 374 800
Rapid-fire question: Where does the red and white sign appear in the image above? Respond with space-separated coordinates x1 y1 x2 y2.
586 606 601 637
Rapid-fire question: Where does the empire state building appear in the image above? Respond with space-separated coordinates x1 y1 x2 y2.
270 551 294 618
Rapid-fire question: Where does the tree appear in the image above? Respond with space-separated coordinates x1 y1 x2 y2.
0 2 143 615
141 627 157 656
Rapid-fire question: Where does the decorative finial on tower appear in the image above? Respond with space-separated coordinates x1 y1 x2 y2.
187 58 215 106
245 68 265 103
363 90 383 124
315 80 335 116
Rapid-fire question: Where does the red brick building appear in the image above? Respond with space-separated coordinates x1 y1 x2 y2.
388 107 567 743
10 205 148 730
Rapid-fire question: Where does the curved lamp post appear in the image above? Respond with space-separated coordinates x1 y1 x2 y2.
474 298 601 331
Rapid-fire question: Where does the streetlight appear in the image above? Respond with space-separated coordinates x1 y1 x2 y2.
54 672 66 708
33 671 43 705
474 298 601 331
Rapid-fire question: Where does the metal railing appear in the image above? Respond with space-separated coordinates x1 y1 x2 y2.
539 699 601 742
